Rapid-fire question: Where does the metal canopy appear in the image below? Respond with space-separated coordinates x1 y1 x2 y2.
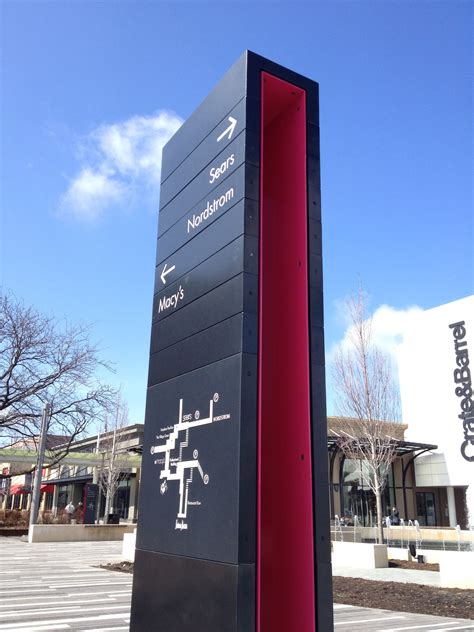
326 437 437 456
393 440 438 455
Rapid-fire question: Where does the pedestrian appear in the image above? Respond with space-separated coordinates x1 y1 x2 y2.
75 501 84 524
390 506 400 526
65 500 75 523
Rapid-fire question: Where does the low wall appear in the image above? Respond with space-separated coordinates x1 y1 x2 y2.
388 545 474 576
28 524 135 543
440 551 474 589
330 529 362 543
332 541 388 568
387 546 437 562
360 525 473 544
387 546 411 561
122 530 137 561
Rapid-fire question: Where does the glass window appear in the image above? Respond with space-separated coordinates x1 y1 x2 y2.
341 458 396 526
416 492 436 526
44 492 54 511
57 485 69 510
115 486 130 519
342 459 360 486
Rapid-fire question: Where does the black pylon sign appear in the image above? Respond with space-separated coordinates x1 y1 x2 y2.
130 50 333 632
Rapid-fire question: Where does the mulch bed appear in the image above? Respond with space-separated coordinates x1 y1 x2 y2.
0 527 28 537
333 576 474 621
389 559 439 572
100 561 134 574
101 562 473 621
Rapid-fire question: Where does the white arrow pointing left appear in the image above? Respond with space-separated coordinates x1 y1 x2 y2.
160 263 176 285
217 116 237 142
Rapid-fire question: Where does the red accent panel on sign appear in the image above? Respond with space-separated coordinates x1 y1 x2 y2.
257 73 316 631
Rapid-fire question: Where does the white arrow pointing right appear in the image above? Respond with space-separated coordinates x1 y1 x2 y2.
217 116 237 143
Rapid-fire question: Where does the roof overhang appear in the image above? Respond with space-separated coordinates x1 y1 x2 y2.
327 437 437 456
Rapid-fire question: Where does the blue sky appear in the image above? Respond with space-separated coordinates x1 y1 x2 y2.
1 1 472 423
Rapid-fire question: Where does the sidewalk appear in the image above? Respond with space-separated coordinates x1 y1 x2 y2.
0 537 472 631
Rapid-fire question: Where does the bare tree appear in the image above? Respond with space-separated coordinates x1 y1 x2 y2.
97 392 130 523
332 288 401 543
0 291 116 475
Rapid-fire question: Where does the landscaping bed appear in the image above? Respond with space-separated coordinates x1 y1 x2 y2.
333 576 473 620
0 527 28 537
389 559 439 572
101 561 473 621
100 561 134 574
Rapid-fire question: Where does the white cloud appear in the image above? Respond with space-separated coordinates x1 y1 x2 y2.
326 301 424 415
61 168 126 222
369 304 424 357
328 302 424 364
60 111 183 222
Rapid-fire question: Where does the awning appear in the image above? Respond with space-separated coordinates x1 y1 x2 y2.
326 436 437 456
43 474 92 485
9 484 30 495
8 483 54 494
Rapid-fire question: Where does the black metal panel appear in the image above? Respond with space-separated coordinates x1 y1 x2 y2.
152 235 258 324
158 161 259 240
155 200 258 289
160 127 259 211
307 124 320 156
130 548 252 632
308 184 322 221
160 132 247 219
157 191 258 269
161 98 247 190
308 253 323 290
148 313 257 387
151 273 258 354
139 354 254 562
310 325 325 359
307 153 321 191
308 287 324 329
161 53 248 182
308 219 322 257
159 162 243 239
236 353 258 564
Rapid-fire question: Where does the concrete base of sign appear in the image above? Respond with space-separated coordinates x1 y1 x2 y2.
122 529 137 561
28 524 135 543
439 551 474 588
332 541 388 568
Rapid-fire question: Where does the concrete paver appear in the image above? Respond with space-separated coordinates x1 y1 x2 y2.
0 538 131 631
0 537 472 631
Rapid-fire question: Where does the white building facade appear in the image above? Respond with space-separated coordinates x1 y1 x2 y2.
398 295 474 528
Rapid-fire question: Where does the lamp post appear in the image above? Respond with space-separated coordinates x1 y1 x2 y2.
28 403 51 534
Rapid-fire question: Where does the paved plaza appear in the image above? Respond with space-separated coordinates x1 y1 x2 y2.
0 537 472 631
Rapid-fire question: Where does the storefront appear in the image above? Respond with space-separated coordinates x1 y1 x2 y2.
398 295 474 529
328 433 437 526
